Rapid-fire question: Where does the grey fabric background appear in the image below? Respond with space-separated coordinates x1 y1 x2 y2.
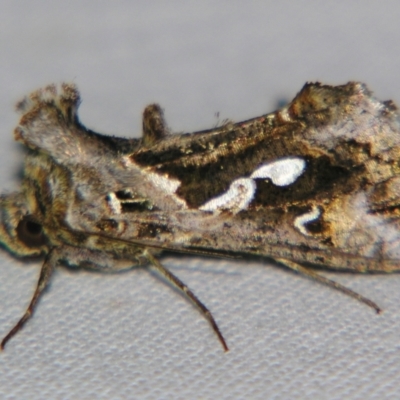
1 2 400 399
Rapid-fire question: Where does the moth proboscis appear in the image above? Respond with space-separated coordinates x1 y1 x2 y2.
1 81 400 351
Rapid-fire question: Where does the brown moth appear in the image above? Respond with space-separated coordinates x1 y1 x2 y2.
1 81 400 351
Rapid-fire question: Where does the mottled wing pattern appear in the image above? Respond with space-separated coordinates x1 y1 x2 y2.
9 82 400 271
2 81 400 350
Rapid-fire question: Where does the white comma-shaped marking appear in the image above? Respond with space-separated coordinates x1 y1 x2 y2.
250 157 306 186
294 206 321 236
199 157 306 213
199 178 256 213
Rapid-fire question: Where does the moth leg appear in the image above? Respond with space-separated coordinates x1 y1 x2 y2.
1 250 56 349
276 258 382 313
145 251 229 352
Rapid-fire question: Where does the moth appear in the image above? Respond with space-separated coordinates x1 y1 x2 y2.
1 81 400 351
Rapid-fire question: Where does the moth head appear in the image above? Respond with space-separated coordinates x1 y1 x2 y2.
0 192 48 257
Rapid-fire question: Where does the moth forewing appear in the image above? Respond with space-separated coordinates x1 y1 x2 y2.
1 81 400 350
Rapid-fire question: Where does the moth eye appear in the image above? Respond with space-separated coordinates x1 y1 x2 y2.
16 218 47 248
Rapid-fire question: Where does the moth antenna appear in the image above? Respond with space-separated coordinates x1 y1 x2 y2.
80 228 242 260
276 258 382 314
